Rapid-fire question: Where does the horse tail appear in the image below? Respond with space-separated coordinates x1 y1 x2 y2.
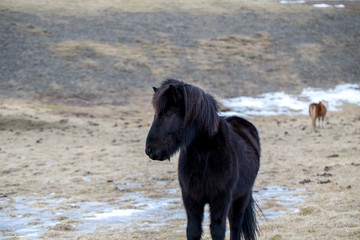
242 194 259 240
309 104 317 131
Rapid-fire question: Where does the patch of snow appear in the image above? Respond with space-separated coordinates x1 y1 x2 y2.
220 84 360 118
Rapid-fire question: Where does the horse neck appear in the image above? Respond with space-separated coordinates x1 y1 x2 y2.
181 124 198 147
186 118 226 152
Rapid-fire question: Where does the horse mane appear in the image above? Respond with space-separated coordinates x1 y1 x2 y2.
152 79 219 136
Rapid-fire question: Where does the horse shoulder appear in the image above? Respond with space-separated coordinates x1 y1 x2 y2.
224 116 260 159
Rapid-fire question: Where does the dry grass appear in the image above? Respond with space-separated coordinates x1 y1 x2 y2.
0 0 323 17
0 0 359 239
297 43 323 64
49 32 275 87
0 97 359 239
0 0 239 15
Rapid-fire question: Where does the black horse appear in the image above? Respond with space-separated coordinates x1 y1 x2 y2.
145 79 260 240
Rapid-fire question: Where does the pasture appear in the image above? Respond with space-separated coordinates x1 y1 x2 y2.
0 0 359 239
0 96 359 239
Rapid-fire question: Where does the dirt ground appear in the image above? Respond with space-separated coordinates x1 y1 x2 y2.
0 0 359 239
1 95 359 240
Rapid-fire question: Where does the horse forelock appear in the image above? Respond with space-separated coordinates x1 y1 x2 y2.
152 79 183 114
152 88 167 114
152 79 220 136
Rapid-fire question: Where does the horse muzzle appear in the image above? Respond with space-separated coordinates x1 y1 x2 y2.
145 146 169 161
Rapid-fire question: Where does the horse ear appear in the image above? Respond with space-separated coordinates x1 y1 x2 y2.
153 87 159 93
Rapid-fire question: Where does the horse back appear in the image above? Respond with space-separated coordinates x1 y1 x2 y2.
309 102 327 118
225 116 260 159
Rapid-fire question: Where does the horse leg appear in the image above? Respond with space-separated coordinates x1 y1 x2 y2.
183 196 205 240
228 193 250 240
209 195 231 240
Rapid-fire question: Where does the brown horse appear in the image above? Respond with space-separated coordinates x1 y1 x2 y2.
309 100 328 131
145 79 260 240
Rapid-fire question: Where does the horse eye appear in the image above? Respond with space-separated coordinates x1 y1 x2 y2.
165 112 174 118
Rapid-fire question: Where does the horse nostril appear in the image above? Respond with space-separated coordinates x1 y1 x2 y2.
146 147 155 158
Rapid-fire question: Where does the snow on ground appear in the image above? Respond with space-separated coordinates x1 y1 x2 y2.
220 84 360 118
